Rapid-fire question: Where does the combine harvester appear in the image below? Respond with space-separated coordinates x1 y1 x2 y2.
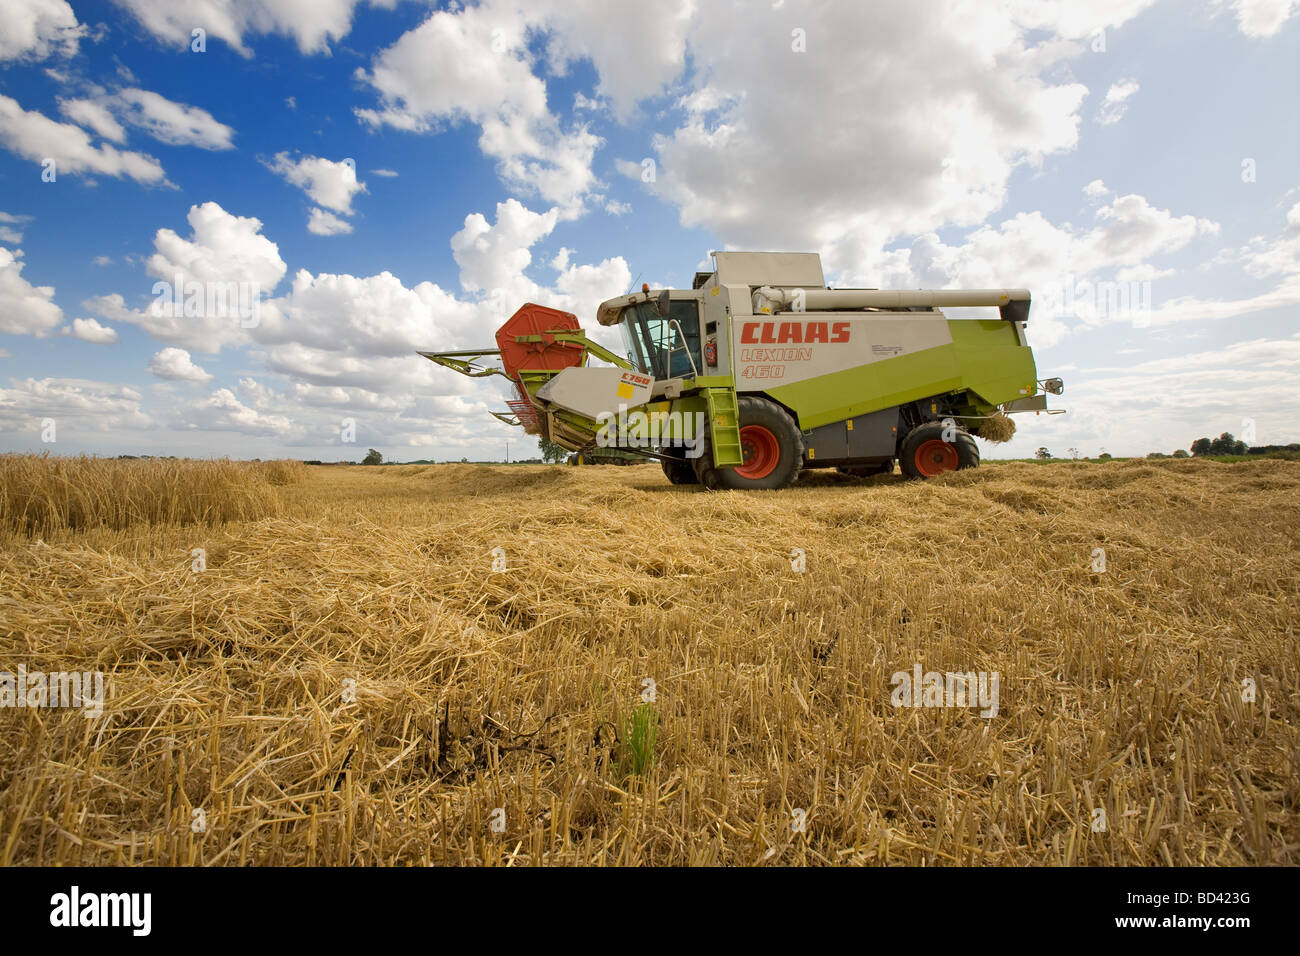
420 252 1062 490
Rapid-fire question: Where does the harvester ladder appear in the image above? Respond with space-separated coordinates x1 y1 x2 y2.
703 387 744 467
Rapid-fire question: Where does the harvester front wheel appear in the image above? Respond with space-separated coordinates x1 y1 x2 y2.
698 396 804 490
661 447 699 485
899 421 979 479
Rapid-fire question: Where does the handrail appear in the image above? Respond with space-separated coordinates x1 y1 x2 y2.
665 318 700 378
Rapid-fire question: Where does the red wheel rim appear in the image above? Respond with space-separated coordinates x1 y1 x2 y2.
735 425 781 479
915 439 958 477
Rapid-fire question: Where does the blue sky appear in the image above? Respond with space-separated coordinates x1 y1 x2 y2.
1 0 1298 461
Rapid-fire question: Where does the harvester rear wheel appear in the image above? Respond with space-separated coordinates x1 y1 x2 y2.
697 396 804 490
899 421 979 479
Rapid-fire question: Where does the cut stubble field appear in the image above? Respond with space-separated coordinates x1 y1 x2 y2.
0 455 1296 865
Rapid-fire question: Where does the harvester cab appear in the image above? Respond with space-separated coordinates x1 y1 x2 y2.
419 251 1064 490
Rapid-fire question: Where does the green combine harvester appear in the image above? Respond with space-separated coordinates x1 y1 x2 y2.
420 252 1062 490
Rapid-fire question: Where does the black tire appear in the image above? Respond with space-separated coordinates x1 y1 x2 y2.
898 421 979 480
692 451 721 489
694 396 804 490
661 447 699 484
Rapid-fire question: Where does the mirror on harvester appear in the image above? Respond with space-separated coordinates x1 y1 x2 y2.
656 289 671 317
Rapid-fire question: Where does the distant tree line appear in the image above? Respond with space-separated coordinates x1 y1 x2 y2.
1147 433 1300 460
1190 433 1248 456
1031 430 1298 461
1242 442 1300 456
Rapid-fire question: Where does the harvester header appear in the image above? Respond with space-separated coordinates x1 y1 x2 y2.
420 251 1063 489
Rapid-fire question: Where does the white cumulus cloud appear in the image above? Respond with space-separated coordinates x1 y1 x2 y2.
86 201 286 353
0 0 85 61
0 246 62 337
183 387 294 436
356 3 600 216
147 201 287 294
0 211 30 245
114 0 399 57
0 378 150 437
0 94 167 184
307 208 353 236
148 347 213 381
267 152 366 214
1096 79 1140 126
109 88 235 150
1215 0 1296 37
841 181 1220 348
71 317 119 344
57 98 126 143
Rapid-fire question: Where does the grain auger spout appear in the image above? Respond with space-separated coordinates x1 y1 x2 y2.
418 251 1064 488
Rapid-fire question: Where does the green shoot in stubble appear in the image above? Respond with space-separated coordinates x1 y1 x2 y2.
615 702 658 780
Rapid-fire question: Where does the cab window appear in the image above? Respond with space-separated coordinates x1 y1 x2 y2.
618 300 701 379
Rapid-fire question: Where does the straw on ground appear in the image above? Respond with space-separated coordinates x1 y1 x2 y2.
0 456 1296 865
